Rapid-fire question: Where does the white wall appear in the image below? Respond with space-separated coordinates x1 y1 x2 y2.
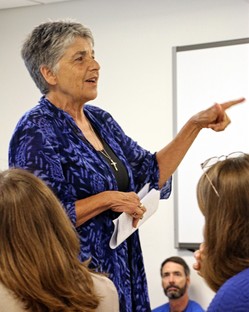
0 0 248 309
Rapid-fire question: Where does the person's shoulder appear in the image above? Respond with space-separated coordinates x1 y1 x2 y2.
91 272 115 290
220 267 249 292
90 273 120 312
188 299 205 311
16 102 41 123
152 302 169 312
84 104 119 129
84 104 107 114
0 283 27 312
15 97 52 125
207 268 249 311
84 104 113 119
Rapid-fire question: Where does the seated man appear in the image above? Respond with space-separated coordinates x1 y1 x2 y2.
152 256 204 312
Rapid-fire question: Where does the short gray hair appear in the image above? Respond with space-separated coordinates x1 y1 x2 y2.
21 19 94 94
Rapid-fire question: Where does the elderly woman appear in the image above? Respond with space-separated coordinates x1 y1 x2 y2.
9 19 244 312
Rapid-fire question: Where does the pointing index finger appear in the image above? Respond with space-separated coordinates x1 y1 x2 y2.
220 97 245 110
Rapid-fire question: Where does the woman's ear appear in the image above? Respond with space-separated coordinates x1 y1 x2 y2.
40 65 57 86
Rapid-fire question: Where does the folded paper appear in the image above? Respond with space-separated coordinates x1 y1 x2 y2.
109 183 160 249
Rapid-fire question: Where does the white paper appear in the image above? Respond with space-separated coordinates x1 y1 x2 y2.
109 183 160 249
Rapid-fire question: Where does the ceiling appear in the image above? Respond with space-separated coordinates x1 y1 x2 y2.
1 0 248 10
0 0 74 10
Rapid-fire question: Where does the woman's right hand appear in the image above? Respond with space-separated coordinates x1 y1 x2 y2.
109 191 147 228
75 190 146 227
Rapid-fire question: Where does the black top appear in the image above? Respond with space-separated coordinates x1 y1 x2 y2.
99 140 129 192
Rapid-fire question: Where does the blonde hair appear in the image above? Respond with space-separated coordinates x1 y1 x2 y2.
197 154 249 292
0 168 99 311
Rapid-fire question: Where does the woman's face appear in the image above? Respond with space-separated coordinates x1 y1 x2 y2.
49 36 100 105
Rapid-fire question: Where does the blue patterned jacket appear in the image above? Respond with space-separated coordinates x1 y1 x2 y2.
9 96 172 312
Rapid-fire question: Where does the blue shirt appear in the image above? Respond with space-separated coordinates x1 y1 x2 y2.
152 300 204 312
9 96 172 312
207 268 249 311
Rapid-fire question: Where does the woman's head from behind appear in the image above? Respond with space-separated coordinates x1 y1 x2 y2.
21 19 94 94
0 167 79 266
197 152 249 292
0 168 99 311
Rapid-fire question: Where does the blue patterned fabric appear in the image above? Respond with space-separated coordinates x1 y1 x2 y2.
9 96 172 312
152 300 204 312
207 268 249 311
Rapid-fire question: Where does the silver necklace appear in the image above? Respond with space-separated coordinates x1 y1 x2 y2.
99 149 118 171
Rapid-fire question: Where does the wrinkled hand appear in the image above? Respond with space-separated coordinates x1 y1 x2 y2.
193 97 245 132
193 242 205 276
110 191 147 228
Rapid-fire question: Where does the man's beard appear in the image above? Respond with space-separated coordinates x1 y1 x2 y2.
163 282 187 300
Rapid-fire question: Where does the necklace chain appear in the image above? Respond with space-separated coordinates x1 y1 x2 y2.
87 121 103 151
88 120 118 171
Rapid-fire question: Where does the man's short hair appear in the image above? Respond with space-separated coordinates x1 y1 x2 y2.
160 256 190 277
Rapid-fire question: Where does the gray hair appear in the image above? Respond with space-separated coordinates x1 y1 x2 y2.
21 19 94 94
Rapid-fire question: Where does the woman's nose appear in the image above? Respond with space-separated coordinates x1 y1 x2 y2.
89 58 100 70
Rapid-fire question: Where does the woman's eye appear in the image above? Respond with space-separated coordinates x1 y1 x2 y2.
75 56 84 62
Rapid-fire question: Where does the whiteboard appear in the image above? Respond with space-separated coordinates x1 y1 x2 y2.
173 38 249 250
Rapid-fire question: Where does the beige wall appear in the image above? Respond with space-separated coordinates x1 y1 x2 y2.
0 0 248 309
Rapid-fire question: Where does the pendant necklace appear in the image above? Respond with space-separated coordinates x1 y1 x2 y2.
99 149 118 171
88 120 118 171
